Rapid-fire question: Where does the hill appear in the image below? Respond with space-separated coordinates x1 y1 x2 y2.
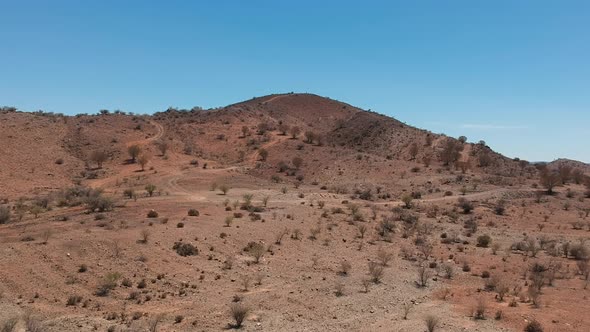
1 93 590 331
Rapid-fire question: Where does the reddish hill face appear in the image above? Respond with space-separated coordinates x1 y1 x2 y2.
0 93 535 199
2 94 590 332
0 110 156 198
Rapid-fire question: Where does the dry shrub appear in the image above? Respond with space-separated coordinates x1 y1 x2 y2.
0 206 10 224
229 303 250 328
376 247 394 267
173 242 198 256
424 315 439 332
368 261 384 283
524 319 543 332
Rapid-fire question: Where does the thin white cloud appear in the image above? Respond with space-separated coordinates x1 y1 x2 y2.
460 123 529 130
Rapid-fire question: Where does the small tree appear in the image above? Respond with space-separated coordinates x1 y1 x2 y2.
155 139 168 156
439 139 462 166
145 184 156 197
557 164 572 184
90 150 108 169
138 153 150 171
248 243 265 263
540 170 560 194
128 145 141 163
219 184 230 195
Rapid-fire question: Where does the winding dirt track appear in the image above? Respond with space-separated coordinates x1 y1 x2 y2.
126 120 164 147
92 117 531 209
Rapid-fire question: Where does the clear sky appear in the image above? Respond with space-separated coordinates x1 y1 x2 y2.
1 1 589 162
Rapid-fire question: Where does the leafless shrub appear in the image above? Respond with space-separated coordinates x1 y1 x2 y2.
127 145 141 163
155 139 168 156
0 206 11 224
41 229 52 244
339 260 352 275
334 281 345 297
255 272 264 286
229 302 250 328
241 275 251 291
139 229 150 244
376 247 394 267
309 225 321 240
424 315 439 332
416 265 432 288
439 263 454 279
368 261 384 283
402 302 412 320
275 228 289 245
473 297 487 320
24 313 45 332
223 255 235 270
528 285 542 308
224 216 234 227
361 278 371 293
357 224 367 238
246 242 265 263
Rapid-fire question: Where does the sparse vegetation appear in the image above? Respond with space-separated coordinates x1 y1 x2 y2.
173 242 198 256
424 315 439 332
0 206 10 224
127 145 141 163
229 302 250 328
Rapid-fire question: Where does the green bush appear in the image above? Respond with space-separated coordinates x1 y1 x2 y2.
477 235 492 248
0 206 10 224
173 242 198 256
524 320 543 332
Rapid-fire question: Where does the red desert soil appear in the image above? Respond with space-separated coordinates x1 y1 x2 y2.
0 93 589 331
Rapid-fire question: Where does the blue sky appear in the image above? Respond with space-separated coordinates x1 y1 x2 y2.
1 1 589 162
